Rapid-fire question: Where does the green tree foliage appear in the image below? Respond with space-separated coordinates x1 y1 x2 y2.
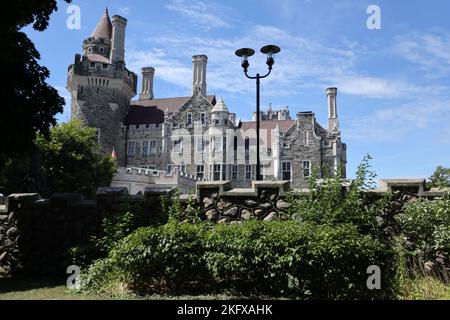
36 120 116 197
0 0 71 174
428 166 450 189
2 121 116 197
287 155 388 235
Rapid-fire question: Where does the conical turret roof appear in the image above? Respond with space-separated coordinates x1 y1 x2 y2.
91 8 112 40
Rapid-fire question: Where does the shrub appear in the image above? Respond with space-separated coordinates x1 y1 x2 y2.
397 194 450 280
82 221 398 299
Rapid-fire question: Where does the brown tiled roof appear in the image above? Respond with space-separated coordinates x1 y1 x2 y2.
87 54 111 64
126 106 165 127
91 9 112 40
239 120 296 146
127 95 216 126
131 95 216 113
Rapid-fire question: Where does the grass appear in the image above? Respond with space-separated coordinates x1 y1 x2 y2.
399 277 450 300
2 276 449 300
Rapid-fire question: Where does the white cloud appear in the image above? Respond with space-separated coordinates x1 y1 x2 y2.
346 98 450 142
117 7 131 15
394 31 450 78
165 0 230 29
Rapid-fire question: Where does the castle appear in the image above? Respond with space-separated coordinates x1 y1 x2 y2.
67 10 347 190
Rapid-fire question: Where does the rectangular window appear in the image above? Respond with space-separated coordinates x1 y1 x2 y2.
166 165 173 174
245 165 253 180
89 62 95 68
214 164 221 181
187 113 193 127
102 64 108 69
303 161 311 178
282 162 292 181
232 165 238 180
149 140 157 154
283 141 291 149
196 138 204 153
127 141 135 156
304 131 309 146
94 128 101 144
200 113 206 126
197 165 205 179
142 141 149 156
173 138 183 153
215 137 222 152
180 165 186 173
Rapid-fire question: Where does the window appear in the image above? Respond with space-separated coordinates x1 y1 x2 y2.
166 165 173 174
213 164 222 181
196 138 204 153
245 165 253 180
283 142 291 149
304 131 309 147
223 137 227 153
142 141 149 156
282 162 292 181
232 165 238 180
303 161 311 178
127 141 135 156
210 136 221 152
180 165 186 173
245 137 250 162
197 165 205 179
99 47 104 53
200 113 206 126
102 64 108 69
173 138 183 153
89 62 95 68
150 140 157 154
88 48 92 53
94 128 101 144
187 113 193 127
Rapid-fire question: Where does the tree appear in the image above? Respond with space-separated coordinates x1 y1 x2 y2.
2 121 116 197
428 166 450 189
0 0 71 175
36 120 117 198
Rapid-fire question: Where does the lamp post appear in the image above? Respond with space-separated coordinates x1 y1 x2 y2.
235 45 281 181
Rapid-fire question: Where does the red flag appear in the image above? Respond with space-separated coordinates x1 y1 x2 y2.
111 148 117 159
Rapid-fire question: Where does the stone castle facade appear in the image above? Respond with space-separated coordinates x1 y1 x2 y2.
67 10 347 189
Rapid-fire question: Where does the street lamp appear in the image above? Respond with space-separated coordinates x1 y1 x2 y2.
235 45 281 181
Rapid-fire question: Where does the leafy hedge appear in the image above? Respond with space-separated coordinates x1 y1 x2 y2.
82 221 398 299
397 194 450 277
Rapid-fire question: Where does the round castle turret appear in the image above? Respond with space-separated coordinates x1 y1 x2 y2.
67 9 137 160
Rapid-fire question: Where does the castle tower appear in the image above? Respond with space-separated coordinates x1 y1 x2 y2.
326 87 339 133
67 10 137 159
192 55 207 95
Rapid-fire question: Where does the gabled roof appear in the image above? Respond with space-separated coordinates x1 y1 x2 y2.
239 120 296 146
131 95 216 114
91 8 112 40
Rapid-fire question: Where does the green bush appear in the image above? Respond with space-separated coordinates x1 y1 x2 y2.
397 194 450 270
82 221 398 299
287 155 390 236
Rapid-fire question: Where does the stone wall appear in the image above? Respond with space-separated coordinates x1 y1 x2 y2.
197 181 292 223
0 188 170 277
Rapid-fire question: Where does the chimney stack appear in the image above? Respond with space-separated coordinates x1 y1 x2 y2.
110 15 127 63
326 87 339 133
140 67 155 100
192 55 207 95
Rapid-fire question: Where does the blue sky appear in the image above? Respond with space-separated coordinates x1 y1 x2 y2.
24 0 450 180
